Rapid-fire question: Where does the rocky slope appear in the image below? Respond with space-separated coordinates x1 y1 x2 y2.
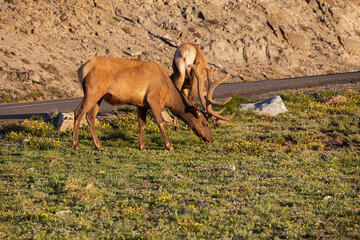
0 0 360 103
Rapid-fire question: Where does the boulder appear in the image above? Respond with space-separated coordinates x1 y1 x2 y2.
55 210 72 216
161 110 173 123
123 48 143 57
238 96 288 116
56 112 98 132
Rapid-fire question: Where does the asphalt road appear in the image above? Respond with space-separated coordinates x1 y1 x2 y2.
0 98 116 123
1 71 360 123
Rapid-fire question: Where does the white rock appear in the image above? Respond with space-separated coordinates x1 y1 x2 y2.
123 48 143 57
56 112 97 132
57 113 77 132
56 210 72 216
161 110 173 123
238 96 288 116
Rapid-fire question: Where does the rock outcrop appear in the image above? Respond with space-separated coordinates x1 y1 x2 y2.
0 0 359 103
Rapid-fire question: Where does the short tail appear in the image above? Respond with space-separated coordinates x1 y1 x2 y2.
77 59 94 85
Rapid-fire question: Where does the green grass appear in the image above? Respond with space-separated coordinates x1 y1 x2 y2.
0 90 359 239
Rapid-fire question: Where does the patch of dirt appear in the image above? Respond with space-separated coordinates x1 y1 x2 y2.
321 129 355 148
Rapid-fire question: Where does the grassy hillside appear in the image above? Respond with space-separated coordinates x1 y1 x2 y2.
0 90 359 239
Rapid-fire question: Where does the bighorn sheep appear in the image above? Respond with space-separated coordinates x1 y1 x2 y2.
73 56 213 151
